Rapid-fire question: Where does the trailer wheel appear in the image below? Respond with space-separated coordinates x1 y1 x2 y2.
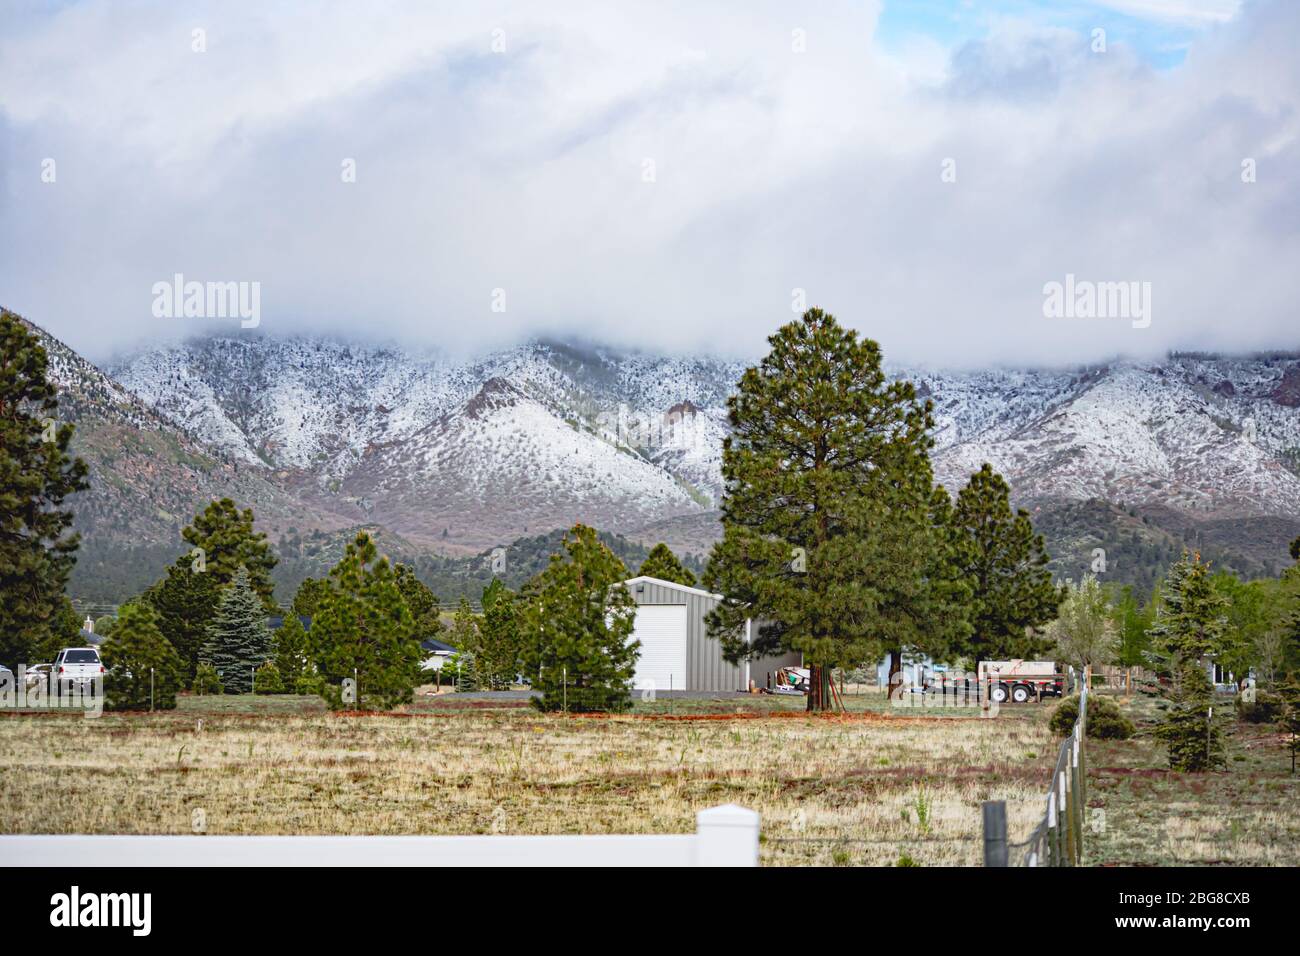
1011 684 1032 704
990 683 1010 703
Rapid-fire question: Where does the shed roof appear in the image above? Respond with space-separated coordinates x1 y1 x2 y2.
619 576 723 601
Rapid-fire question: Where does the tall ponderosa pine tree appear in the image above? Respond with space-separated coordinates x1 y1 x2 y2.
0 310 89 667
200 567 272 693
475 578 522 689
703 309 970 710
311 532 423 710
638 543 696 587
101 602 184 711
951 463 1062 661
519 524 638 713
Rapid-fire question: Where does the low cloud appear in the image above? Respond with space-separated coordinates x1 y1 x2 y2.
0 0 1295 367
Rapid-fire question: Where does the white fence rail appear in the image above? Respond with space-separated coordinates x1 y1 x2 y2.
0 804 759 868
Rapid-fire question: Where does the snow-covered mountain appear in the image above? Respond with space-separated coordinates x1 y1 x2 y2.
107 334 1300 577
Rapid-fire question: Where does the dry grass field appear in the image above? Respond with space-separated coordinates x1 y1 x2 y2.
2 689 1295 866
1 693 1053 866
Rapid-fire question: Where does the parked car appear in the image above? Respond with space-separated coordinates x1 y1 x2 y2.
52 647 104 687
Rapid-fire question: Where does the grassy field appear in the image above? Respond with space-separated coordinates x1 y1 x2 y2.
2 689 1295 865
1084 693 1300 866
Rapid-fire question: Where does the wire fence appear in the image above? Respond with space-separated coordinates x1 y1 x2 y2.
1000 673 1089 867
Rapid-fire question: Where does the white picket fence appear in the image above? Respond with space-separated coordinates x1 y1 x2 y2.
0 804 759 867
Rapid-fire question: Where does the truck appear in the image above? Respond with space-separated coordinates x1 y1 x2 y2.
52 646 104 689
977 660 1065 703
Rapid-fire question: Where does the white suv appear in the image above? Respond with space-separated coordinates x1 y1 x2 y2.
52 647 103 687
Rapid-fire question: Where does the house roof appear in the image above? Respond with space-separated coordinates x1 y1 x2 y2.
619 575 723 600
420 638 457 654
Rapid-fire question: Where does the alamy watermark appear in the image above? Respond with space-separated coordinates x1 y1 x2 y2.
1042 274 1150 329
1 666 103 718
152 273 260 328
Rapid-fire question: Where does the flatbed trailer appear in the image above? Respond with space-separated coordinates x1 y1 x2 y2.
977 661 1066 703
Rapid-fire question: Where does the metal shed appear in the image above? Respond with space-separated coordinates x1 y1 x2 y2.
619 576 802 693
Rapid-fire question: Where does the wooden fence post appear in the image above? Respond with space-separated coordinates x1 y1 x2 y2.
981 801 1008 866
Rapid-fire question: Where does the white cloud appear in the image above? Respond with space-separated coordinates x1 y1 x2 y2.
0 0 1295 368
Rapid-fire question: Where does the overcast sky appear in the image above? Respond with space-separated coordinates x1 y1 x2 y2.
1 0 1295 367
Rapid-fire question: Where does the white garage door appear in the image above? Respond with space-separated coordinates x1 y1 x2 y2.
631 605 688 692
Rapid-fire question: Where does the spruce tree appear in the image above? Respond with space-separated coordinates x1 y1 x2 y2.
1148 552 1232 666
271 612 313 689
101 602 183 711
519 524 637 712
703 309 968 710
200 567 272 693
951 463 1063 661
0 310 89 667
311 532 423 710
638 543 696 587
1156 658 1225 772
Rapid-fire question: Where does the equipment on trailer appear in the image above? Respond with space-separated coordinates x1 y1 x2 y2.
977 660 1065 703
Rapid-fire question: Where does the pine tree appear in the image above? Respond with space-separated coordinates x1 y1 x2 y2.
395 563 442 637
1156 658 1225 772
951 463 1063 661
200 567 272 694
703 309 969 710
0 310 89 667
1290 537 1300 563
638 543 696 587
519 524 638 712
311 532 423 710
1148 552 1232 667
271 613 312 689
1278 676 1300 774
253 661 285 694
181 498 278 607
143 562 223 680
101 602 183 711
291 577 331 619
476 578 522 689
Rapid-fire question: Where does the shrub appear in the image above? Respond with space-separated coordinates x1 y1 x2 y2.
1237 689 1282 724
191 663 223 696
101 602 183 711
293 673 324 696
253 661 284 694
1048 693 1135 740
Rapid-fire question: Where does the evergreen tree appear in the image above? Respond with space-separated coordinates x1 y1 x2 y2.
395 563 442 637
271 613 313 689
1148 552 1232 667
447 597 480 649
703 309 968 710
101 602 183 711
200 567 272 693
291 576 331 619
143 562 223 680
638 543 697 587
311 532 423 710
1111 584 1154 669
253 661 285 694
1291 536 1300 563
476 578 522 689
181 498 277 607
951 463 1063 661
1278 676 1300 774
0 310 89 667
191 663 223 695
1155 658 1225 772
519 524 637 712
